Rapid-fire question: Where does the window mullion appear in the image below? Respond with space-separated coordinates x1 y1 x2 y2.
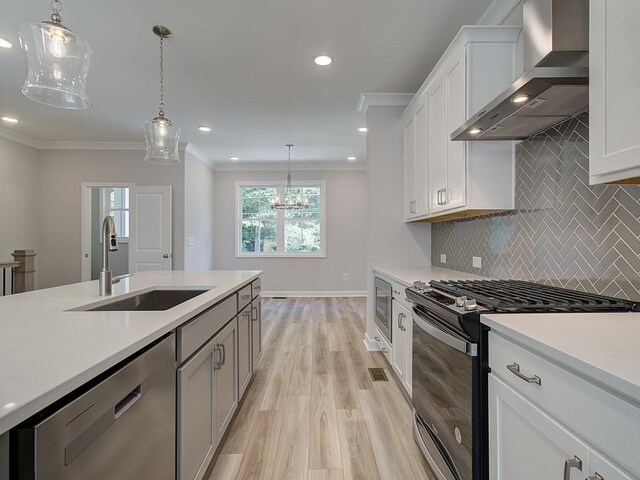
277 185 285 253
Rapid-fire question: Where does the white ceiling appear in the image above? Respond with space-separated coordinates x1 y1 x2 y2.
0 0 493 165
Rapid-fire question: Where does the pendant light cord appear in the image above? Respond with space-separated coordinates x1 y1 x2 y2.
159 36 165 117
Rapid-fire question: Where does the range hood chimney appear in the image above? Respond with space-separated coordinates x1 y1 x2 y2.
452 0 589 141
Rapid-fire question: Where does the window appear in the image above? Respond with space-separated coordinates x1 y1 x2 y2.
237 182 326 257
101 187 130 241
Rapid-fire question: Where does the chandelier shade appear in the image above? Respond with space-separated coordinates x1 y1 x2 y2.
144 25 181 165
271 145 309 210
18 1 92 109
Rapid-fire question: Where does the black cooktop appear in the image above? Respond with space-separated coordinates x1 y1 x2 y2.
429 279 640 313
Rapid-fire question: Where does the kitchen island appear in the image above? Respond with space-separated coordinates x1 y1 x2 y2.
0 270 261 478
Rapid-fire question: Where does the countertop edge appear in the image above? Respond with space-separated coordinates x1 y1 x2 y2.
372 265 486 286
0 271 262 435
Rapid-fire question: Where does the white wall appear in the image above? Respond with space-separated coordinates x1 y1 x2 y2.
0 136 41 287
213 169 367 294
365 105 431 341
37 149 185 288
184 148 215 271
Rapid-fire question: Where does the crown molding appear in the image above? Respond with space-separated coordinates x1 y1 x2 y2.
213 161 366 172
357 92 415 114
185 143 215 170
477 0 522 25
0 127 41 149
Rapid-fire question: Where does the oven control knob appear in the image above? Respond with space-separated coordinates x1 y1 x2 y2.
464 299 478 311
455 296 467 307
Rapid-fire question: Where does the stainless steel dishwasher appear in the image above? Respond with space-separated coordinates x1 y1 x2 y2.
12 334 176 480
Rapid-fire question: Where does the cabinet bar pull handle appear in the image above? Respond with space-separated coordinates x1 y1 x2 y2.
442 187 446 205
374 336 380 341
221 343 226 366
399 312 406 331
242 294 251 300
563 456 582 480
252 306 258 321
507 362 541 385
586 474 604 480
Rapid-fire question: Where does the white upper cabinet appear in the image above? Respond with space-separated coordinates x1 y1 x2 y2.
589 0 640 184
401 26 521 222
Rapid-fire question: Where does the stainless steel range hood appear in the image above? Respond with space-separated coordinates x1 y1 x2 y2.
452 0 589 141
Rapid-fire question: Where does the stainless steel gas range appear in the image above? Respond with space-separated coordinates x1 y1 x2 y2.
406 279 638 480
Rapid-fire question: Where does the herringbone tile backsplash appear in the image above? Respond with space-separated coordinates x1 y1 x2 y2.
431 113 640 300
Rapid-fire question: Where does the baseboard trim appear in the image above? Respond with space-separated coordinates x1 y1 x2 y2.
363 332 381 351
261 291 366 298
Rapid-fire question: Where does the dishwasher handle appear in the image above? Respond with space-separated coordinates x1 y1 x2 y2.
114 385 142 419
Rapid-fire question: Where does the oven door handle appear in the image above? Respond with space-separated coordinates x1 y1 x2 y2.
413 310 478 357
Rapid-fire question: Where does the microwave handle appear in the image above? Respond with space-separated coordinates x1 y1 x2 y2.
413 311 478 357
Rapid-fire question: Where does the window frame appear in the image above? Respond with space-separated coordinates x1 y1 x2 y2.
100 187 130 243
235 180 326 258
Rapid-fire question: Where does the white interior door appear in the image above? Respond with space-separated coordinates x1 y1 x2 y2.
129 186 172 273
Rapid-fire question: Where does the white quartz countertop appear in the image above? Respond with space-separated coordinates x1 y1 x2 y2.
373 265 486 286
0 270 260 435
482 312 640 403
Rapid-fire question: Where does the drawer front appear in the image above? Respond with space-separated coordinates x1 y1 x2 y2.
238 284 252 311
252 277 262 299
375 327 392 364
391 280 413 311
178 294 237 364
489 331 640 477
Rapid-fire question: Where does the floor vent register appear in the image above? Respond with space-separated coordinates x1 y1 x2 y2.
368 367 389 382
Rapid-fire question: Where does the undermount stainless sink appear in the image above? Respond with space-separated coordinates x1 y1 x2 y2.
82 289 211 312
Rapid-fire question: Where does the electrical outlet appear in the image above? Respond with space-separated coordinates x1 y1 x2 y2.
188 237 196 246
440 253 447 264
472 256 482 269
343 273 349 281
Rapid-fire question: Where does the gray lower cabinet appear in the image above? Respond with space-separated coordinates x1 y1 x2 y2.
251 297 261 366
177 319 238 480
238 305 252 398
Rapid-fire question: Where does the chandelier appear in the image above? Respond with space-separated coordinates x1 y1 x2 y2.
18 0 92 109
144 25 181 165
270 144 309 210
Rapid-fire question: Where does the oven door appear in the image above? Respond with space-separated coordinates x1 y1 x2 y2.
412 308 477 480
374 277 392 342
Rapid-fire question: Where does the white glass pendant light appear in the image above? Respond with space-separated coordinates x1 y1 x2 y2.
18 0 92 109
144 25 181 165
271 145 309 210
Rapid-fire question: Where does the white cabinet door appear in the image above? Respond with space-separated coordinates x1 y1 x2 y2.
589 0 640 184
444 50 466 211
213 319 238 442
414 101 429 217
588 449 635 480
489 374 589 480
428 76 447 213
251 298 262 366
237 305 252 399
177 338 216 480
404 116 417 220
391 300 412 395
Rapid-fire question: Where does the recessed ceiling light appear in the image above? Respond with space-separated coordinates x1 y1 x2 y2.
357 127 368 133
0 37 12 49
314 55 332 66
469 128 482 135
512 94 530 104
2 116 18 124
197 125 212 132
229 156 240 161
347 156 357 161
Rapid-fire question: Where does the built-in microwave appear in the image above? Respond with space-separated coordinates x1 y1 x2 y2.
374 277 392 342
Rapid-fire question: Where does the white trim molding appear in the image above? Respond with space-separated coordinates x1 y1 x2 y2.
0 127 41 149
185 143 215 169
357 93 415 114
214 161 366 172
262 291 367 298
363 332 382 351
477 0 522 25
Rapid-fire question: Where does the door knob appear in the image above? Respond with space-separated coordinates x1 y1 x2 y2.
162 254 169 258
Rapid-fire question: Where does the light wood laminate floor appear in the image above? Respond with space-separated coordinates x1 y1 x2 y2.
209 297 434 480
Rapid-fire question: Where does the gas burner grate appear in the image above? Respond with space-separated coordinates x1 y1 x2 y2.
429 280 639 313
